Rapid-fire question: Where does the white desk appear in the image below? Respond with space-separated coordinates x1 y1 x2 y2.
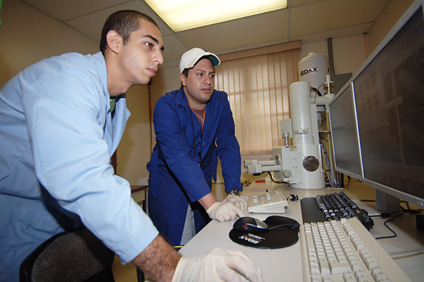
180 182 424 282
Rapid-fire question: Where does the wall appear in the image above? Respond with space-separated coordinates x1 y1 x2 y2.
0 0 98 86
116 85 151 183
148 37 367 184
153 34 370 109
301 34 367 79
149 0 415 184
149 66 181 147
150 35 369 157
2 0 414 185
367 0 414 53
0 0 150 184
301 0 414 80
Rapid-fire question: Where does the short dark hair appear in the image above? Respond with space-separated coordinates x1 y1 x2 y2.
100 10 158 54
182 68 190 77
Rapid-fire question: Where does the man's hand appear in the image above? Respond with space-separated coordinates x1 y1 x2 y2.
223 194 248 213
206 201 245 222
172 248 264 282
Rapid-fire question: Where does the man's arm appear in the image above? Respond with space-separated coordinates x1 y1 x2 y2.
132 235 180 282
133 235 264 282
197 192 217 210
216 93 242 192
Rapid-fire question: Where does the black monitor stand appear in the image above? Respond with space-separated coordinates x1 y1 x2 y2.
375 188 400 213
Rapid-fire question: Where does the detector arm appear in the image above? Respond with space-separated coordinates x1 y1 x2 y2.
243 160 281 174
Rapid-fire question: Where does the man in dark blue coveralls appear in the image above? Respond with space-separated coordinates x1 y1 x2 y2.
147 48 248 246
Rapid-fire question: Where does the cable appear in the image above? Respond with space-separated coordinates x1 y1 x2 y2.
374 211 403 240
319 137 338 187
268 223 300 230
266 171 287 184
311 80 329 103
312 84 325 97
374 206 423 240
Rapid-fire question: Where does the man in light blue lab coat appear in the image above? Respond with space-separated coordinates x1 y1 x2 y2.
0 11 262 282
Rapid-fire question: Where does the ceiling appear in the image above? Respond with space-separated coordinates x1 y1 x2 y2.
20 0 390 68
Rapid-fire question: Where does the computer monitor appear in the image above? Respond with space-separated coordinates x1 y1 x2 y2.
328 82 363 181
352 0 424 211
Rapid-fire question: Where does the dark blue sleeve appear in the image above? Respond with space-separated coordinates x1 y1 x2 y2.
215 93 242 193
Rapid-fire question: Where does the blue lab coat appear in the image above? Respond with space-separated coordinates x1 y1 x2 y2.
147 87 241 246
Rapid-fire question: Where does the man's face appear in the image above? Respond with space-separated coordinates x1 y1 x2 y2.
118 18 164 86
180 58 215 109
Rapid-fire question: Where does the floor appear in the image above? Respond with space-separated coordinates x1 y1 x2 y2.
112 256 138 282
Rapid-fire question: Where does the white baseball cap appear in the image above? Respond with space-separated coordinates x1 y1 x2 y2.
179 48 221 73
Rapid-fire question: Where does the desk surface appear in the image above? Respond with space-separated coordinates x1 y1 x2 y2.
180 182 424 282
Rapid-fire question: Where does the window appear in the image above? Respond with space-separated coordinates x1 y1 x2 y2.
215 43 300 155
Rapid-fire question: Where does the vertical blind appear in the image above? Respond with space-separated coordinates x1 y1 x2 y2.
215 48 300 155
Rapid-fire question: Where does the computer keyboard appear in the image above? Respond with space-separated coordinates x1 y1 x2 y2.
247 190 288 213
300 217 411 282
315 192 374 229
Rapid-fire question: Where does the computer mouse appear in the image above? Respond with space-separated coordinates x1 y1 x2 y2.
233 217 269 232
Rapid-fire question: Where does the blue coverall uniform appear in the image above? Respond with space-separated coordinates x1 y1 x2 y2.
147 87 241 246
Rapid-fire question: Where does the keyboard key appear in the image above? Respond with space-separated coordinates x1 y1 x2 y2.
313 193 374 229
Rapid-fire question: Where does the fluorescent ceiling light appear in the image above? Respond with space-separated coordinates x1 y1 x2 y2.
145 0 287 32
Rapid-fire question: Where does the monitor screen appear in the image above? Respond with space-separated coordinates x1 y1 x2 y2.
353 2 424 207
328 83 363 180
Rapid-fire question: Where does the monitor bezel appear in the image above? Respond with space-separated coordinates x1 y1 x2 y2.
328 81 364 181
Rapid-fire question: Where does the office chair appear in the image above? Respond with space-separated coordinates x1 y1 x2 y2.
20 228 115 282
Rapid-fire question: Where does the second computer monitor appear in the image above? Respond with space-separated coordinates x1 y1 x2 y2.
328 82 363 180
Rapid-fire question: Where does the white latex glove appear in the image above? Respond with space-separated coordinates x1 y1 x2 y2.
223 194 248 214
172 248 264 282
206 201 245 222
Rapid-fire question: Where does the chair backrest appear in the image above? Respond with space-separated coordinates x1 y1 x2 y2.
20 228 115 282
